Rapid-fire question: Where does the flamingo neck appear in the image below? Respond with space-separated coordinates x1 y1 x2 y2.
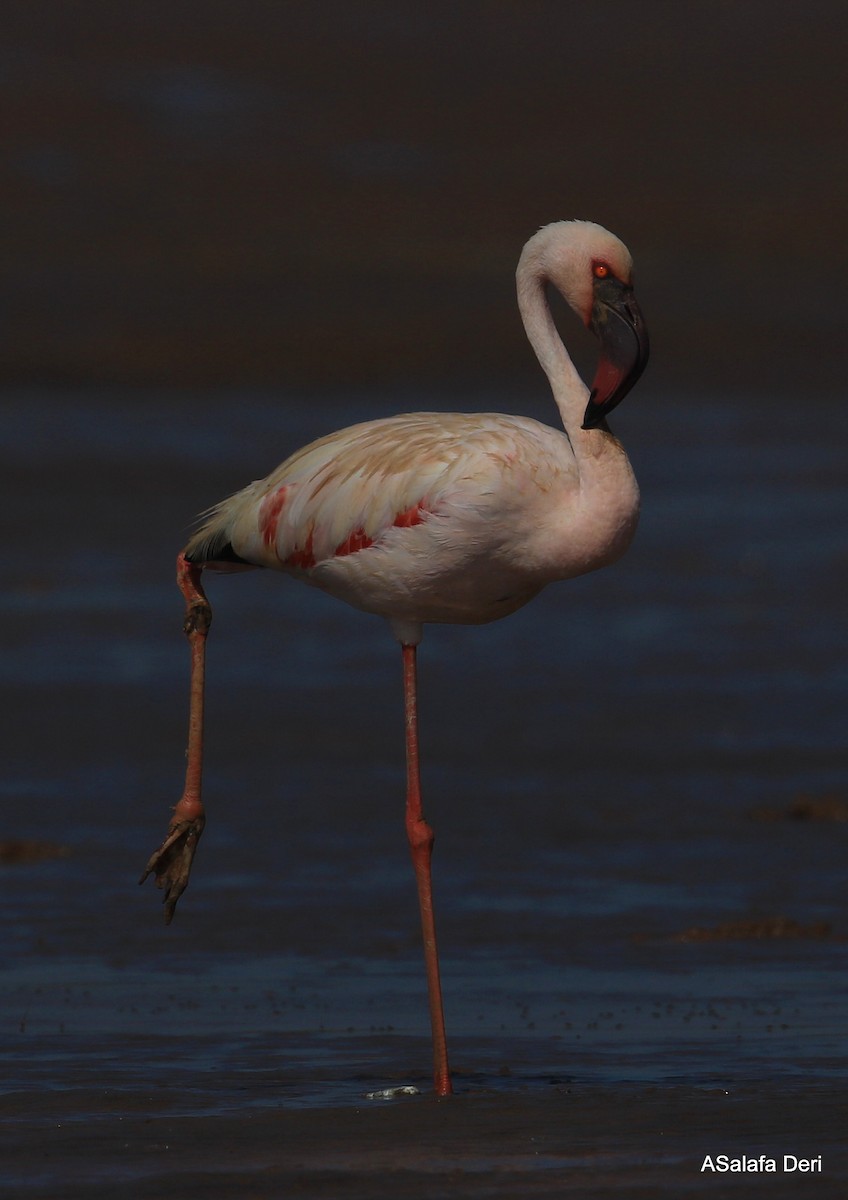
516 260 596 449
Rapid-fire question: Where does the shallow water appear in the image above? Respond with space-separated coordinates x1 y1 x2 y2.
2 388 847 1195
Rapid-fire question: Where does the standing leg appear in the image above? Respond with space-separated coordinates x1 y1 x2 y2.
402 642 452 1097
140 553 210 923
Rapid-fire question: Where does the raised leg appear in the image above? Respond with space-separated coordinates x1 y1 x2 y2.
402 642 452 1097
139 553 210 923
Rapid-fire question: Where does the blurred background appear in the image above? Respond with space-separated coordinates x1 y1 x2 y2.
4 0 847 395
2 0 848 1161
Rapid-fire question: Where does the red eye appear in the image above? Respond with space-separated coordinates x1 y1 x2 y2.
593 262 610 279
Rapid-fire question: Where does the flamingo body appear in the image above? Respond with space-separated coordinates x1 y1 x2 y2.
142 220 650 1097
187 410 639 635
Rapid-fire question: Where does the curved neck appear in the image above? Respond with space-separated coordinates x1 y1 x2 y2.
516 257 596 447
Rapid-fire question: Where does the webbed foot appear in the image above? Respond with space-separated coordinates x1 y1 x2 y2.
140 795 205 924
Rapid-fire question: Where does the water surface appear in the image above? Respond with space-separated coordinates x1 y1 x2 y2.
2 388 847 1195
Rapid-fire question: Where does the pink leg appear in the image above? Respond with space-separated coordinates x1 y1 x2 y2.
402 643 452 1097
139 553 210 923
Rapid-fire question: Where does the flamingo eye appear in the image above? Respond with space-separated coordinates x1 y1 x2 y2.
593 262 611 279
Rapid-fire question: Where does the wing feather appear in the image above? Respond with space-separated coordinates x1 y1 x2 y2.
184 412 573 571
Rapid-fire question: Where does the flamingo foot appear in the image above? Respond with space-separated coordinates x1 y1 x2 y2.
139 795 205 924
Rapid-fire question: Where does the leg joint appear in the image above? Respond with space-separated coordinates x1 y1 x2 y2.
406 814 434 853
183 601 212 637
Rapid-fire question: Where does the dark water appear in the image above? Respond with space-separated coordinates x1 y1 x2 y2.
2 388 847 1195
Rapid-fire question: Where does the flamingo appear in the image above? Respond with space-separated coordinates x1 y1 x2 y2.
140 219 649 1098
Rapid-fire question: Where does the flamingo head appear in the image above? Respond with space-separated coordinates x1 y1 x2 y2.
533 221 650 429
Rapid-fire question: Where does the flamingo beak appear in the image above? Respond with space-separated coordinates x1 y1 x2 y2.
582 278 650 429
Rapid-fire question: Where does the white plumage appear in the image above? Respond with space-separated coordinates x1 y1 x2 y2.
187 410 637 633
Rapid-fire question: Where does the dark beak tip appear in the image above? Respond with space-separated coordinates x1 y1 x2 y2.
581 414 603 431
581 393 603 430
